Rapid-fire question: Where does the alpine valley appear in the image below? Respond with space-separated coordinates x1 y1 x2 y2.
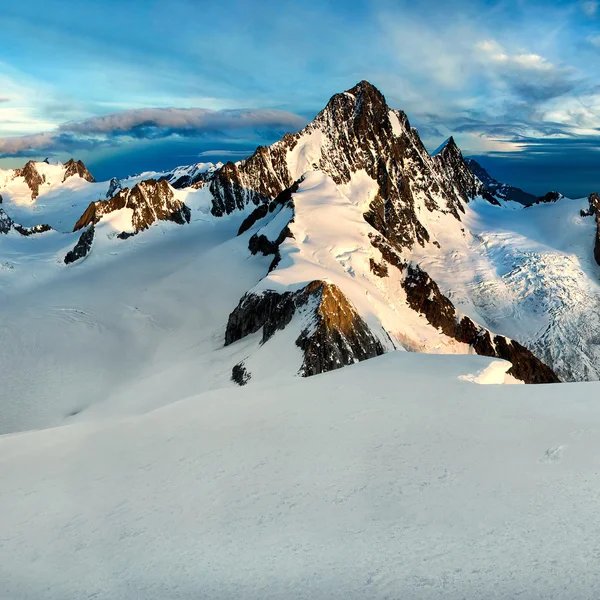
3 81 600 599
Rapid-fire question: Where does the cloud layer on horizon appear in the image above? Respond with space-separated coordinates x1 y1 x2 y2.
0 107 307 158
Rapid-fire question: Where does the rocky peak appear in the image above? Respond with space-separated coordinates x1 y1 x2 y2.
211 80 501 255
14 161 45 200
225 279 384 381
106 177 122 198
465 158 537 206
434 137 498 206
62 159 95 183
74 179 190 233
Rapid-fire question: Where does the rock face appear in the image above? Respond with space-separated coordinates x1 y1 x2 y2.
13 161 45 200
434 138 498 206
73 179 191 233
0 208 14 234
62 159 95 183
465 158 537 206
13 223 52 237
64 225 95 265
0 207 52 237
106 177 122 199
530 191 564 206
295 281 385 376
401 262 559 383
587 193 600 266
225 280 384 378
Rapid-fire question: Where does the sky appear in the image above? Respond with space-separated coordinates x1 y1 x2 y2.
0 0 599 197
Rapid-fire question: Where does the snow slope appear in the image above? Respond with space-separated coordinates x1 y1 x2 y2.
2 352 600 600
412 195 600 381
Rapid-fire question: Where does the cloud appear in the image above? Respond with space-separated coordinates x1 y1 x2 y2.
0 106 306 158
197 149 253 158
588 34 600 47
58 107 306 137
476 40 577 102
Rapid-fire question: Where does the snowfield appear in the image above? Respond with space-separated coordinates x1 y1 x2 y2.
2 352 600 600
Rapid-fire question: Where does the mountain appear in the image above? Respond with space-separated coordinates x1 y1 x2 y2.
7 79 600 437
4 82 600 600
465 157 538 205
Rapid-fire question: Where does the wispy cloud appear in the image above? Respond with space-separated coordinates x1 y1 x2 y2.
0 107 306 158
59 107 306 137
197 149 253 157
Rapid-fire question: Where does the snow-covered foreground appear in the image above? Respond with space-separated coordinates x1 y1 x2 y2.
2 352 600 600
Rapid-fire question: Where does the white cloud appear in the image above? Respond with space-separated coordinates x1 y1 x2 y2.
588 34 600 47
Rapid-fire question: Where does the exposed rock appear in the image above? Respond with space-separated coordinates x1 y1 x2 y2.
73 179 191 233
589 193 600 266
237 179 301 236
231 361 251 386
14 161 45 200
0 208 14 234
295 281 385 376
106 177 122 199
434 138 499 206
529 191 564 207
465 158 537 206
369 257 389 277
402 263 559 384
225 290 296 346
225 280 384 377
13 223 52 236
64 225 95 265
209 81 497 254
62 159 95 183
0 207 52 237
160 163 219 189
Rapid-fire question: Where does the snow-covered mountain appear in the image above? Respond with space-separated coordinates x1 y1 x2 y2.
4 80 600 600
4 79 600 436
465 157 538 205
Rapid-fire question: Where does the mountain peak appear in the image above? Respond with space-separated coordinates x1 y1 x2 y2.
432 136 459 157
62 158 95 183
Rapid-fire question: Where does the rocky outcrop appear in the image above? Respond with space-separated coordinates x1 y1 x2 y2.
402 263 559 383
225 280 384 377
13 161 45 200
528 191 564 207
465 158 537 206
106 177 122 198
13 223 52 236
0 207 52 236
295 281 385 376
64 225 95 264
0 208 13 234
586 192 600 266
231 361 251 386
62 159 95 183
73 179 191 233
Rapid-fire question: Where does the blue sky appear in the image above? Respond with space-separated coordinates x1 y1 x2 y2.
1 0 599 196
